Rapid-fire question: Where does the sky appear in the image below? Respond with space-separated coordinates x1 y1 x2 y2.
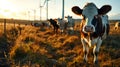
0 0 120 20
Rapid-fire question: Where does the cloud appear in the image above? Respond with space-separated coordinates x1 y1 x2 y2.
109 13 120 20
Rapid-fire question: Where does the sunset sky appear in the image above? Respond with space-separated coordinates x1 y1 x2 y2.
0 0 120 20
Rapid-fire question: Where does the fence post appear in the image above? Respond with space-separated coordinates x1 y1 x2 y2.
13 19 15 28
4 19 6 38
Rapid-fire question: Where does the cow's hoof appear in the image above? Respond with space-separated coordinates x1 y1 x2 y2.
94 60 98 64
83 59 87 64
94 61 100 67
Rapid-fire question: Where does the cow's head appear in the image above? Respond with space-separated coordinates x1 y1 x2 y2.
65 16 72 23
65 15 75 27
72 3 111 33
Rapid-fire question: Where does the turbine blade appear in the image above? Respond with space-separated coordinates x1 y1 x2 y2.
43 0 47 6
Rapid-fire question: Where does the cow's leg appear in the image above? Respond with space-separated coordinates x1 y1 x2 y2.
55 28 57 34
81 39 89 63
53 27 55 33
54 27 57 34
56 28 58 34
61 29 64 34
93 38 102 64
69 27 73 34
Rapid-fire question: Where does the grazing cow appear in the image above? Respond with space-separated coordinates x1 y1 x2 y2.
72 2 111 64
31 22 41 27
65 16 75 34
114 22 120 30
57 18 67 34
48 19 59 33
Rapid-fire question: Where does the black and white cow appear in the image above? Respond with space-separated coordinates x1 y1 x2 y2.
48 19 59 33
65 16 75 34
72 2 111 64
57 18 67 34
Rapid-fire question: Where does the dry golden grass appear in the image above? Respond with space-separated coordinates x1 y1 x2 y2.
0 22 120 67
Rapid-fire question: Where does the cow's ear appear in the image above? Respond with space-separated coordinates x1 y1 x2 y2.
72 6 82 15
98 5 112 15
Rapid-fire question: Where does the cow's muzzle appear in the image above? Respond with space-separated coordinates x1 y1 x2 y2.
84 25 94 33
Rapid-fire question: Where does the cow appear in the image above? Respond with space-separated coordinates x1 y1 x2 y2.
65 16 75 34
57 18 67 34
114 22 120 30
48 19 59 34
72 2 111 64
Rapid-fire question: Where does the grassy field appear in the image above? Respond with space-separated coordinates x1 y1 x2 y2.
0 19 120 67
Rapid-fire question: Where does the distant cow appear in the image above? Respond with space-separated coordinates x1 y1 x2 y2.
65 16 75 34
57 18 67 34
48 19 59 33
114 22 120 30
31 22 40 27
72 2 111 64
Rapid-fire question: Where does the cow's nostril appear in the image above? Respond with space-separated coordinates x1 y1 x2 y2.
91 27 93 30
85 26 91 29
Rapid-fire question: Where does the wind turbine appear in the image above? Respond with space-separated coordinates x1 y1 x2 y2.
40 0 43 21
62 0 65 19
43 0 50 20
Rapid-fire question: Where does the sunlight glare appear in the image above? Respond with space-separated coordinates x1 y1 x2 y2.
0 0 19 18
0 0 17 12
